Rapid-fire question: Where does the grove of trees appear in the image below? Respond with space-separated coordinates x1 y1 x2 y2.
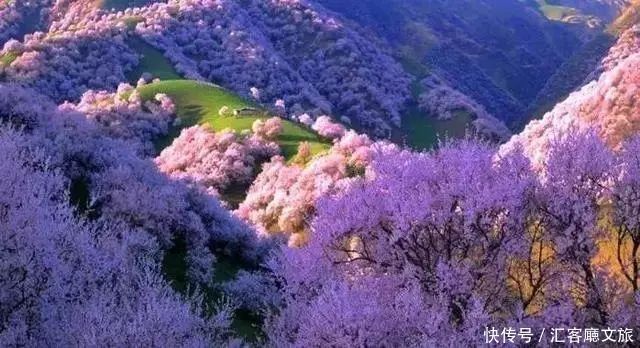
2 1 640 346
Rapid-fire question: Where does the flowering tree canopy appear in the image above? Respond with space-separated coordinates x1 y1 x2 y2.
264 133 640 344
156 124 280 196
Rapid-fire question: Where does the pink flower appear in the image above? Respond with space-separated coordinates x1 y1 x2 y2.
252 117 283 140
312 115 345 139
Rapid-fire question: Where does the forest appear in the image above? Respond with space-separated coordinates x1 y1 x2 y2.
1 0 640 346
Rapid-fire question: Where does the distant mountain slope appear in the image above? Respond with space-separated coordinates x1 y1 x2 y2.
532 0 629 24
517 0 640 130
0 0 51 43
519 32 616 130
0 0 412 138
317 0 604 126
1 0 634 145
609 0 640 34
503 23 640 166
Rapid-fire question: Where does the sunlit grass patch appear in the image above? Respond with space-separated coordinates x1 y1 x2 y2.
137 80 331 160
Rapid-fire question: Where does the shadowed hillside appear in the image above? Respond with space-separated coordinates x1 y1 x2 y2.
317 0 603 124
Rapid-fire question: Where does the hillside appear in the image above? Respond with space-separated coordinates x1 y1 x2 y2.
3 0 640 346
317 0 610 125
518 32 616 130
3 0 631 151
0 0 412 138
517 0 640 130
609 0 640 34
532 0 629 24
0 0 626 147
137 80 331 160
121 31 332 160
503 22 640 165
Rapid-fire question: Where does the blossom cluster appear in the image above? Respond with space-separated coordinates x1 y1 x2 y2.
0 4 138 102
155 122 280 196
599 25 640 72
266 131 640 345
236 129 377 245
310 115 345 139
251 116 283 140
0 83 272 320
0 103 238 346
0 2 20 44
58 83 176 154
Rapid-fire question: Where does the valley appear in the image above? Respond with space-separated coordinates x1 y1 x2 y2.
319 0 630 145
1 0 640 345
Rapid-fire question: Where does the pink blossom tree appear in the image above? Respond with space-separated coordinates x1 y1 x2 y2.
251 117 283 140
236 130 377 245
0 126 237 346
155 125 280 196
59 84 176 154
311 115 345 139
611 136 640 292
263 131 640 344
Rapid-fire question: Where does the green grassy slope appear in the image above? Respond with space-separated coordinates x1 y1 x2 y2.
127 49 284 341
535 0 579 21
399 80 473 150
126 36 182 82
137 80 331 160
137 80 280 342
402 108 473 149
527 0 600 23
0 52 18 67
122 34 330 160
